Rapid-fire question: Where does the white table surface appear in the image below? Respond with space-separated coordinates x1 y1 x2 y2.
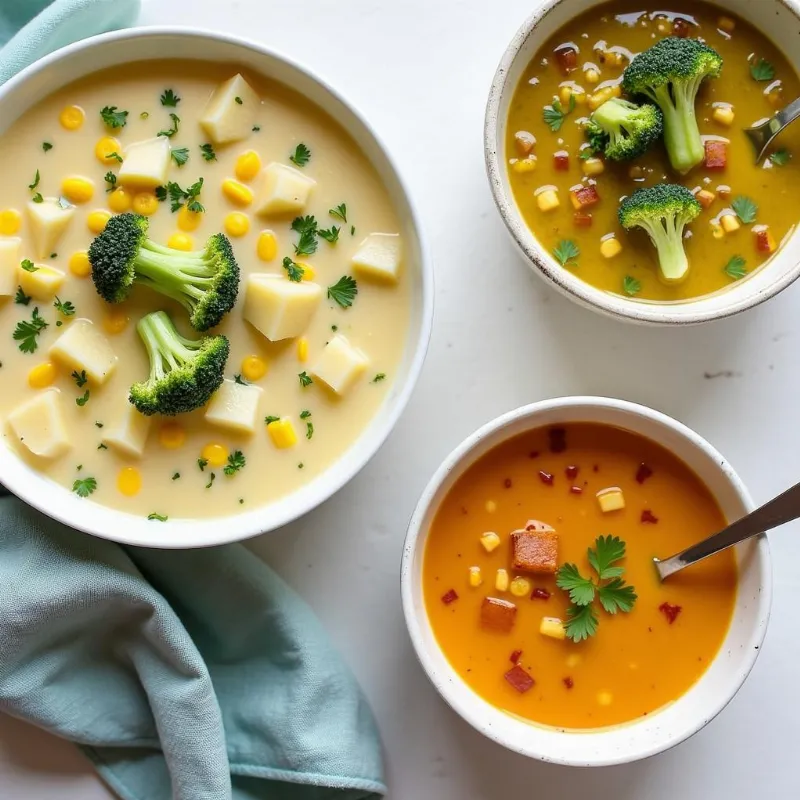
3 0 800 797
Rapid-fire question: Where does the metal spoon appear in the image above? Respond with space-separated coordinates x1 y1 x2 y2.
745 97 800 163
654 480 800 580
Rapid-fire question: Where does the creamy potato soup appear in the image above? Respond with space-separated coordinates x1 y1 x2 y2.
0 61 410 520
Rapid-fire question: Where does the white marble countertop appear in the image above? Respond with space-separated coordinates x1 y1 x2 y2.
2 0 799 797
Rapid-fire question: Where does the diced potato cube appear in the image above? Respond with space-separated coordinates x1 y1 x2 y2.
118 137 171 188
480 596 517 633
17 263 65 300
468 566 482 587
27 197 75 259
351 233 402 283
102 400 151 458
600 237 622 258
254 163 316 216
311 334 369 395
712 106 734 127
540 616 567 640
511 528 559 574
696 189 716 209
510 576 532 597
582 157 604 176
0 237 21 296
7 389 70 459
710 221 725 240
480 531 501 552
243 274 322 341
597 486 625 512
200 73 261 145
49 319 117 385
536 189 560 212
205 378 263 435
721 213 740 233
495 568 510 592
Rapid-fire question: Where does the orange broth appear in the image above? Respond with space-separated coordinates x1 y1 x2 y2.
423 423 738 729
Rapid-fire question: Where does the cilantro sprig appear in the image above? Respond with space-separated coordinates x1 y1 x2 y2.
13 307 48 353
327 276 358 308
553 239 580 267
100 106 128 128
291 215 318 256
724 255 747 280
543 94 576 132
750 58 775 82
732 196 757 224
290 143 311 167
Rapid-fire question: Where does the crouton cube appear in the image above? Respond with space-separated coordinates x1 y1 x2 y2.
205 378 263 435
243 274 322 342
480 596 517 633
102 400 151 458
118 137 172 188
254 162 316 216
49 319 117 385
480 531 501 552
540 616 567 640
27 197 75 259
596 486 625 512
17 263 65 300
200 73 261 145
7 389 70 459
0 237 21 296
310 334 369 395
351 233 402 283
511 528 559 574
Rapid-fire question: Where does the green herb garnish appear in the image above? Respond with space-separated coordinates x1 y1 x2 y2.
100 106 128 128
200 143 216 161
20 259 38 273
543 94 576 132
306 421 314 439
148 512 168 521
282 256 305 282
172 472 181 480
160 89 180 107
104 171 117 192
71 369 88 388
76 390 90 407
42 142 53 153
327 275 358 308
106 151 123 163
770 149 791 166
290 143 311 167
732 196 757 224
157 113 180 138
171 147 190 167
291 215 318 256
299 371 313 388
234 96 243 105
724 255 747 280
224 450 246 475
233 374 248 385
622 276 641 296
72 476 97 497
13 307 48 353
28 170 40 191
15 286 31 306
329 203 347 223
264 415 280 424
319 226 340 244
205 472 216 489
750 58 775 82
552 239 580 267
372 373 386 383
197 457 209 472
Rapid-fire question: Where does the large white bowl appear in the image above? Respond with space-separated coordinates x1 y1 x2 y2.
485 0 800 325
401 397 771 766
0 28 433 548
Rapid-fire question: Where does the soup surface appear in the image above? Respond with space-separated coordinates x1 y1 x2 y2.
506 0 800 301
423 423 737 729
0 61 410 519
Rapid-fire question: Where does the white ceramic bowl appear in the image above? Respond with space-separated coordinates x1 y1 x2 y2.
0 28 433 548
485 0 800 325
401 397 771 766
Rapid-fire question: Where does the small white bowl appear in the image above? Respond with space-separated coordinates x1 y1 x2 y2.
485 0 800 325
0 28 433 548
401 397 771 766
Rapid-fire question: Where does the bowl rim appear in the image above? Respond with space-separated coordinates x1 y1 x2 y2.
483 0 800 326
400 396 772 766
0 25 434 548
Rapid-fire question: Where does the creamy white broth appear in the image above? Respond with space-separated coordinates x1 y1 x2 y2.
0 61 410 519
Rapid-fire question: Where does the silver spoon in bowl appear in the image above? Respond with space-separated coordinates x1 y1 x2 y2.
654 480 800 580
745 97 800 163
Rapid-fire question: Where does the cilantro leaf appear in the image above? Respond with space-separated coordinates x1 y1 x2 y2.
20 259 38 273
555 563 596 606
564 604 599 643
329 203 347 223
264 415 280 425
587 535 626 580
105 151 123 163
306 421 314 439
724 255 747 280
197 457 209 472
73 476 97 497
543 94 576 132
54 297 75 316
291 215 318 256
104 171 117 192
372 373 386 383
160 89 180 107
290 143 311 167
750 58 775 82
223 450 246 476
157 112 180 138
71 369 88 387
13 307 48 353
171 147 190 167
319 226 340 244
327 275 358 308
15 286 31 306
42 141 53 152
199 143 216 161
28 169 40 191
300 410 311 419
100 106 128 128
234 374 248 385
283 256 305 282
597 578 638 614
623 275 641 296
732 196 757 224
553 239 580 267
298 371 313 388
76 390 90 407
770 149 791 166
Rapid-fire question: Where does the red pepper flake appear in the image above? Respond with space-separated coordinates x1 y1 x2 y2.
509 649 523 664
539 470 554 485
659 602 682 624
635 463 653 484
548 427 567 453
441 589 459 605
503 478 513 489
563 676 574 689
570 486 583 495
641 509 659 524
504 664 535 693
531 587 551 600
565 465 579 479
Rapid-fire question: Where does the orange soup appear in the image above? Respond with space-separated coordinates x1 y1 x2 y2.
423 423 738 729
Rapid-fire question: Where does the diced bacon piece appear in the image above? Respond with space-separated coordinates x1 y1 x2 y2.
553 150 570 171
539 470 554 485
573 212 593 228
512 528 559 574
548 427 567 452
554 46 578 74
659 602 682 624
673 17 692 37
563 676 575 689
531 587 551 600
635 463 653 483
509 649 523 664
641 509 659 524
481 596 517 633
570 184 600 210
514 130 536 156
441 589 458 605
704 140 728 170
565 465 579 479
504 664 535 693
755 227 777 254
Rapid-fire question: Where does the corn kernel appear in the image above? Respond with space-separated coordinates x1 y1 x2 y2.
712 106 735 127
61 176 94 204
28 361 57 389
68 250 91 278
201 443 229 467
241 355 267 382
87 210 112 234
711 221 725 240
585 68 600 84
597 691 613 706
103 309 129 335
159 421 186 449
588 85 619 111
597 486 625 512
510 576 532 597
0 208 21 235
511 157 537 173
224 211 250 237
132 192 159 216
167 233 193 251
221 178 254 207
566 653 582 669
582 157 604 176
257 230 278 261
480 531 501 552
468 566 483 588
536 189 560 212
573 88 588 105
267 417 297 449
59 105 85 130
95 136 122 165
600 237 622 258
721 213 741 233
117 466 142 497
495 568 510 592
177 205 203 231
540 616 567 640
235 150 262 182
297 336 309 362
718 16 735 33
559 86 573 105
108 187 133 213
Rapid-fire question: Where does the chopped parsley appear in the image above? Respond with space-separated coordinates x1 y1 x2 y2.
172 472 181 480
31 193 43 204
233 374 249 385
750 58 775 82
299 371 313 387
71 369 88 388
15 286 31 306
372 373 386 383
252 125 261 132
543 94 576 132
42 142 53 152
171 147 190 167
148 512 169 522
20 259 38 273
306 421 314 439
72 476 97 497
732 195 757 224
329 203 347 223
76 390 90 407
28 170 40 191
104 171 117 192
552 239 580 267
724 255 747 280
327 275 358 308
160 89 180 107
140 111 150 120
622 275 641 296
197 457 209 472
291 215 318 256
94 421 104 428
264 415 280 424
300 410 311 419
283 256 305 282
200 143 216 161
98 443 108 450
770 149 791 166
205 472 216 489
350 225 355 236
159 178 204 213
13 307 48 353
105 151 123 163
234 96 243 105
223 450 246 475
100 106 128 128
157 112 180 138
290 143 311 167
319 226 340 244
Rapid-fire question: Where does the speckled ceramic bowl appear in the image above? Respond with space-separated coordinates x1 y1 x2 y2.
401 397 771 766
485 0 800 325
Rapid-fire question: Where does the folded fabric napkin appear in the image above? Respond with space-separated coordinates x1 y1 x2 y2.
0 4 386 799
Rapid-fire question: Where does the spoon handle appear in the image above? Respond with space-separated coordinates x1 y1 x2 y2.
654 480 800 580
776 96 800 130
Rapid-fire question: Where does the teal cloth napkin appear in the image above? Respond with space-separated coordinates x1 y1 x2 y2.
0 4 386 799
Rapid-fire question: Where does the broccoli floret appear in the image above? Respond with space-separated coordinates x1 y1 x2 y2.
129 310 230 416
622 37 722 174
618 184 701 283
88 213 239 331
585 98 663 161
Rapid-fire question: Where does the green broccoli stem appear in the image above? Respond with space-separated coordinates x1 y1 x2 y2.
133 240 217 308
650 81 705 174
136 311 201 383
592 99 630 144
640 218 689 283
